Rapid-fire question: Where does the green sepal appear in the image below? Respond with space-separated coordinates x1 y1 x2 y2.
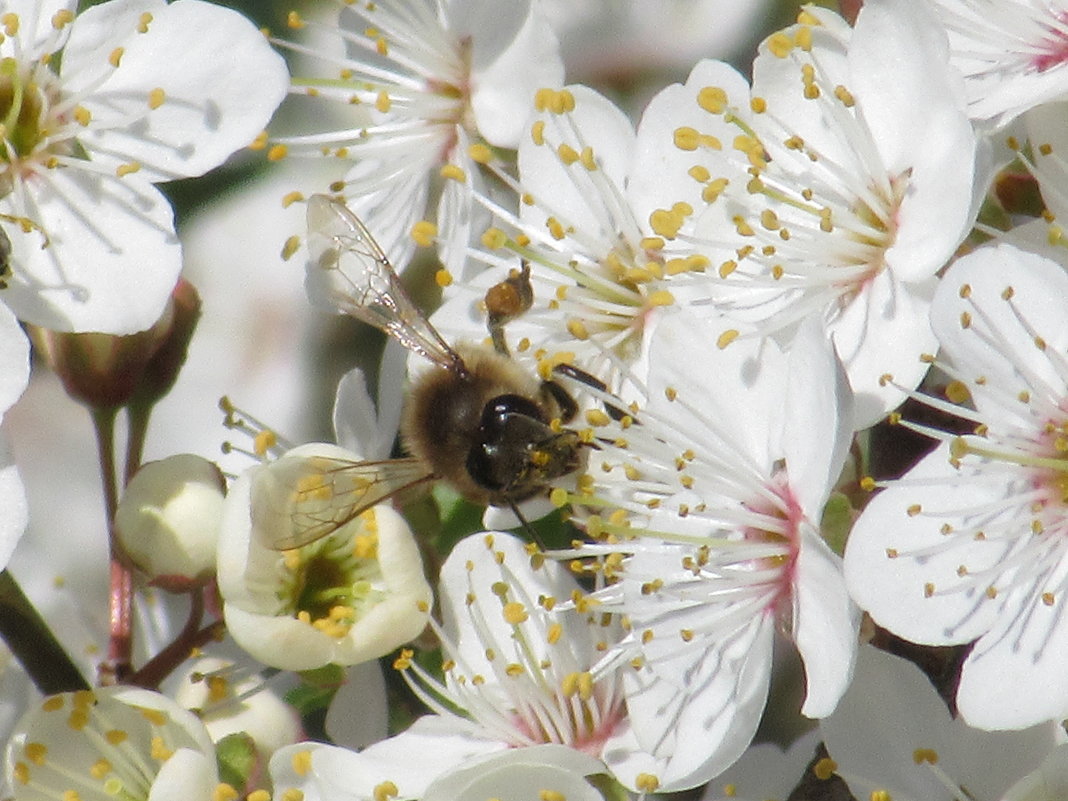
215 732 257 791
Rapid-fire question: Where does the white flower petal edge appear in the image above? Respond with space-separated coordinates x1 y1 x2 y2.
421 745 607 801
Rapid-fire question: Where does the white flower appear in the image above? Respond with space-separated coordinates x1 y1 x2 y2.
0 299 28 570
372 532 638 792
559 308 858 791
648 0 978 427
699 730 821 801
820 646 1062 801
844 242 1068 729
0 0 288 334
115 454 225 590
268 741 609 801
428 82 711 393
273 0 562 266
5 686 222 801
216 442 432 672
931 0 1068 126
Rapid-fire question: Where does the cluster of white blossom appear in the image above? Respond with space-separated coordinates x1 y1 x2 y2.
4 0 1068 800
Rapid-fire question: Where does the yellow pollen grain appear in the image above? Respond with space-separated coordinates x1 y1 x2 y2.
42 697 65 712
440 164 466 182
566 318 589 340
109 47 124 67
717 329 739 349
813 757 837 780
147 88 166 109
213 784 239 801
248 792 271 801
104 729 128 746
267 144 288 162
52 9 75 29
647 289 675 307
557 143 580 165
73 106 91 126
281 236 300 261
697 86 728 114
750 96 767 113
635 774 660 792
411 220 437 247
913 748 939 764
115 162 141 177
373 781 399 801
375 91 391 112
481 227 507 249
834 85 855 106
286 11 305 29
1043 592 1056 606
531 120 545 146
0 12 18 36
281 791 304 801
150 736 172 761
468 142 493 164
924 582 935 597
503 601 528 624
580 145 597 170
767 31 793 58
540 791 565 801
291 749 313 777
24 742 47 765
546 216 566 240
136 11 153 33
63 790 81 801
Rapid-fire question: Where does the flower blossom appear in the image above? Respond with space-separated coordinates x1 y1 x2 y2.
556 308 858 790
931 0 1068 126
427 81 715 393
0 0 288 335
272 0 562 266
369 532 642 792
845 242 1068 729
645 0 978 427
6 686 224 801
216 441 431 672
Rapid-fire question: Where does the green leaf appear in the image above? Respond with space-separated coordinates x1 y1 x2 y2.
285 663 346 717
820 491 855 557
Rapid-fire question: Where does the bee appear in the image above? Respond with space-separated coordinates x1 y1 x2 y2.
253 195 590 550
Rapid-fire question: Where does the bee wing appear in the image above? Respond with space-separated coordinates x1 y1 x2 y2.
306 195 465 373
251 453 435 551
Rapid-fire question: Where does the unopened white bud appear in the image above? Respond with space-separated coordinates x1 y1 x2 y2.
116 454 225 590
174 657 301 758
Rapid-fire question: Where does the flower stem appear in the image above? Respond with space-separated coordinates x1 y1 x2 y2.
0 569 89 693
92 406 133 685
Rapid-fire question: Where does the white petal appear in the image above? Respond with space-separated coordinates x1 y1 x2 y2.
438 532 580 679
620 613 774 791
844 444 1010 645
957 590 1068 729
828 269 937 429
67 0 288 182
422 744 605 801
821 645 1060 801
465 0 563 148
4 170 179 334
0 304 30 417
325 661 389 749
851 0 976 282
147 749 218 801
518 85 635 239
792 524 859 718
629 59 752 229
647 307 787 470
361 718 507 798
931 243 1068 415
782 318 853 521
222 603 337 672
269 742 387 801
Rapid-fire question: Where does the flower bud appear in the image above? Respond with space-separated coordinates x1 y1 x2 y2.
130 279 202 410
174 657 301 759
115 454 225 591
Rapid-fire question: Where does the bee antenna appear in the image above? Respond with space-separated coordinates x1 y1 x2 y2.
506 498 547 552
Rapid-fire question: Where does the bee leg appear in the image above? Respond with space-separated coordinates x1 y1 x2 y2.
550 363 631 422
484 261 533 356
505 497 547 552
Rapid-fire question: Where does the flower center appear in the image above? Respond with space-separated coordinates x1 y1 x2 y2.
0 57 72 194
281 516 384 639
1033 11 1068 72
